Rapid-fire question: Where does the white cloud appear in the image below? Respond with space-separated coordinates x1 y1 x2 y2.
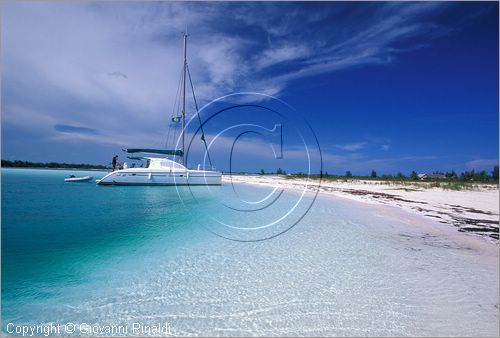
466 159 499 170
2 1 462 163
256 45 311 69
334 142 368 152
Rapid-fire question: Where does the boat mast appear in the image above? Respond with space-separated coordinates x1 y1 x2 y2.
181 32 188 166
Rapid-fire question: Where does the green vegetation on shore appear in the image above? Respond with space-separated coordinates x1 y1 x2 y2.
262 166 499 182
320 178 495 191
1 160 108 170
260 166 499 190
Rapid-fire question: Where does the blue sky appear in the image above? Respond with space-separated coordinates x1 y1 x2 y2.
2 1 498 175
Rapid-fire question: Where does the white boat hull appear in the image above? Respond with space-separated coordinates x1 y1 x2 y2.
96 168 221 186
65 176 93 182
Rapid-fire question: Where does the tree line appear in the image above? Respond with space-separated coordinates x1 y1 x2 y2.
1 160 108 170
260 166 499 183
260 168 287 175
327 166 499 182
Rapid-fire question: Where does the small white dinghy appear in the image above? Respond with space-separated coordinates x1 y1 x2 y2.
64 175 93 182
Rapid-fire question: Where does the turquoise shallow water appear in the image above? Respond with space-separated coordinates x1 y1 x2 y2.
2 168 499 336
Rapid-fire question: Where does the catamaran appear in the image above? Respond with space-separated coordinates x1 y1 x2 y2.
97 33 222 186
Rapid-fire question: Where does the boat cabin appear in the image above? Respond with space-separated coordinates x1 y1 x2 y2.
144 157 187 171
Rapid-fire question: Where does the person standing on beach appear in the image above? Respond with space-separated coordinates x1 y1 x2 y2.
112 155 118 171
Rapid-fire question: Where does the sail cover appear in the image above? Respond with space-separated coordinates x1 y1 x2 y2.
124 148 184 156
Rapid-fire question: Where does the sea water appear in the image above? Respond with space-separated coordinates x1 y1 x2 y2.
2 168 498 336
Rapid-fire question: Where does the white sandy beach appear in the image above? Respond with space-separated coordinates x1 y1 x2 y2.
224 175 500 243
